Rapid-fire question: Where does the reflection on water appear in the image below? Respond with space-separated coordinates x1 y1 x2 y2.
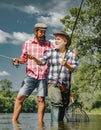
0 113 101 130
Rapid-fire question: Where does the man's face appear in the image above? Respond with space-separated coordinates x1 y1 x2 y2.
36 30 46 37
35 29 46 43
55 36 65 45
54 35 67 49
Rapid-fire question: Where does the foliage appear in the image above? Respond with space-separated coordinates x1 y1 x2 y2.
0 90 15 113
45 97 51 112
22 95 38 113
0 79 51 113
0 79 12 90
60 0 101 110
92 93 101 108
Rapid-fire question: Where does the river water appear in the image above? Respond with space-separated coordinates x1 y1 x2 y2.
0 113 101 130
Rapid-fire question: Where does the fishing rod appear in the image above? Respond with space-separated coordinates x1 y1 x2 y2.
57 0 84 83
0 54 12 60
0 54 19 68
70 0 84 40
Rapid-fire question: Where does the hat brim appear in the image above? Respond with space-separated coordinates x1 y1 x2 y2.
53 32 69 40
53 31 71 46
35 27 47 30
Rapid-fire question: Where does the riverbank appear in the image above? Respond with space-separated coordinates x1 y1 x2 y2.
87 108 101 115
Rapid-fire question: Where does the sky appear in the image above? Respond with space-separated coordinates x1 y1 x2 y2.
0 0 82 91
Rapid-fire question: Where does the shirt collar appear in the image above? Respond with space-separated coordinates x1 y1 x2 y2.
32 40 47 46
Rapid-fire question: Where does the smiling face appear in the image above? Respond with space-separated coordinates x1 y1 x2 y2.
36 30 46 36
54 35 67 49
34 29 46 43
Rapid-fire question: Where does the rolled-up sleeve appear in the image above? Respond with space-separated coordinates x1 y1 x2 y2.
40 50 51 64
72 54 79 71
20 42 28 62
67 51 79 72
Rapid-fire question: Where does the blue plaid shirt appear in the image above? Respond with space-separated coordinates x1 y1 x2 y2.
41 49 79 89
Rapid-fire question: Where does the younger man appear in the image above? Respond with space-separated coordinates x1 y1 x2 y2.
12 23 54 125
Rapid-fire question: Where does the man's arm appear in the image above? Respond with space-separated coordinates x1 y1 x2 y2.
24 53 42 65
61 59 74 71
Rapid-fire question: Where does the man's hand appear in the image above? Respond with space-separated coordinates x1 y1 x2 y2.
61 59 74 71
12 58 19 67
24 53 42 65
61 59 67 66
24 53 34 60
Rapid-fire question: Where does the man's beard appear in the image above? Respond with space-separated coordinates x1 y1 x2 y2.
36 35 46 43
55 42 65 49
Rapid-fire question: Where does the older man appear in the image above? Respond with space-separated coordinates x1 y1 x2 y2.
26 31 79 122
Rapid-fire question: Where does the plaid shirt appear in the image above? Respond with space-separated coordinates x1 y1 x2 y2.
20 39 54 79
41 49 79 89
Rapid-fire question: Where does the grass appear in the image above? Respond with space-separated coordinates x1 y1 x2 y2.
87 108 101 115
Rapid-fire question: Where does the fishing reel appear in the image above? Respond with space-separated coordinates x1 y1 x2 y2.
12 58 19 68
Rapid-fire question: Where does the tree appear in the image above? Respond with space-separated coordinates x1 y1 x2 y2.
60 0 101 110
0 79 12 90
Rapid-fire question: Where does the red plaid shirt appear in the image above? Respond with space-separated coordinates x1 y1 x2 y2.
20 39 54 79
